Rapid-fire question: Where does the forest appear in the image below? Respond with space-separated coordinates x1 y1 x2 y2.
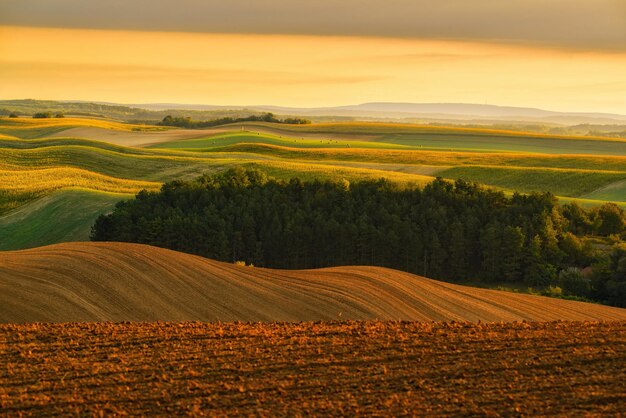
91 168 626 307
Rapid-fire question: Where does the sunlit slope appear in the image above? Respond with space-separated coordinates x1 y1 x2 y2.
0 190 129 250
213 122 626 155
149 131 408 150
0 166 159 215
0 117 166 140
197 142 626 171
7 117 626 155
439 166 626 198
2 242 625 323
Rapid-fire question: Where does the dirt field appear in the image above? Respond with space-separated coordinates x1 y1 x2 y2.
48 126 223 147
1 321 624 416
2 242 626 323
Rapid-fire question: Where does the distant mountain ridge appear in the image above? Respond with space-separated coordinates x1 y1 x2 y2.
1 99 625 125
255 102 626 124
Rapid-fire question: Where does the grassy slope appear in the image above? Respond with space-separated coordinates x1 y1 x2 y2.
225 122 626 155
149 131 407 150
2 242 625 323
152 126 626 155
579 179 626 202
0 190 129 250
439 166 626 197
199 142 626 170
0 117 165 139
0 167 158 194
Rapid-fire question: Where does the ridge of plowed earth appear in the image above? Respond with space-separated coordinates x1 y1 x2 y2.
1 242 626 323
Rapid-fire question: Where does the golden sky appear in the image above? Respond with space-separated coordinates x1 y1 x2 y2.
1 0 625 113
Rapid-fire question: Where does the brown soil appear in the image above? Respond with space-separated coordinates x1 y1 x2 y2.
1 242 626 323
1 321 625 416
48 127 227 147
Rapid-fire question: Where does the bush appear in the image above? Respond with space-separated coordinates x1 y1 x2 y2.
33 112 52 119
541 286 563 298
595 203 625 236
558 267 591 297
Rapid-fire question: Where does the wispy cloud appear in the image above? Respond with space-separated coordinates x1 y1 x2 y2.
0 61 385 86
1 0 625 52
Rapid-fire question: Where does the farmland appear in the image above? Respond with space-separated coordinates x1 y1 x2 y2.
2 242 626 323
4 4 626 415
2 320 625 416
2 117 626 250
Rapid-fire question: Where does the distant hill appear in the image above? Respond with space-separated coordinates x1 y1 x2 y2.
2 99 625 127
0 99 263 122
0 99 626 130
258 102 626 125
2 242 626 323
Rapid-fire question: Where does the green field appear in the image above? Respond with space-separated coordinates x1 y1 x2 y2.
2 116 626 250
223 122 626 155
0 189 130 250
149 131 407 150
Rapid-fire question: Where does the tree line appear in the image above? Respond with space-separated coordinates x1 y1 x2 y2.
158 113 310 128
91 168 626 307
32 112 64 118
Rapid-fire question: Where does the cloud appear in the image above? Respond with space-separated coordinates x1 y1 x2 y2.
1 0 625 51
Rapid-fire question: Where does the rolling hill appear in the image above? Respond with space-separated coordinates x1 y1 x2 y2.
1 242 625 323
3 116 626 251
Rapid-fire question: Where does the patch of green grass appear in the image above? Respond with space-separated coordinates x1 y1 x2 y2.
242 160 434 186
0 146 242 182
230 121 621 140
0 167 159 215
440 166 626 198
198 143 626 171
0 189 129 250
217 122 626 155
150 131 407 151
579 179 626 202
373 133 626 155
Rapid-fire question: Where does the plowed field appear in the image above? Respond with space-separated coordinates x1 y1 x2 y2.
2 242 626 323
2 321 625 416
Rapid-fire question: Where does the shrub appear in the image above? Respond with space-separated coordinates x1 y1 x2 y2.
558 267 591 297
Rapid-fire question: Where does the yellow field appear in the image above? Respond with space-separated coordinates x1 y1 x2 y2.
0 167 160 195
0 117 164 132
0 117 168 140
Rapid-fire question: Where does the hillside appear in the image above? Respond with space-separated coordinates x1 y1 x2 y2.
1 242 625 323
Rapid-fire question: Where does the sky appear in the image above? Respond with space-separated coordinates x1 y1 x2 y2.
0 0 625 113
